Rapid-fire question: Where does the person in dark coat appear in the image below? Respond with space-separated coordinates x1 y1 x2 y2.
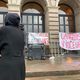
0 13 25 80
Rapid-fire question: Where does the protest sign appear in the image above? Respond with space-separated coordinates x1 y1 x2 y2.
28 33 49 45
59 32 80 50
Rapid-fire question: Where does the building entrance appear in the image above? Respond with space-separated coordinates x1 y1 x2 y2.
21 13 45 59
21 13 45 44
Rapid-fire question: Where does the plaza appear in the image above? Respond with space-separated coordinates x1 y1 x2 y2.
0 0 80 80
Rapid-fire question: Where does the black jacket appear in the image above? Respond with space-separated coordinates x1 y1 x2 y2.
0 13 25 80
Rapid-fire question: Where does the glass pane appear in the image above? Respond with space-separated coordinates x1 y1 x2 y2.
24 25 28 32
24 9 40 13
34 16 38 24
34 25 38 32
22 15 27 24
60 17 64 24
65 26 69 33
28 25 32 32
39 25 42 32
28 16 32 24
0 7 8 12
0 15 3 23
39 16 42 24
60 26 64 32
65 17 69 25
0 24 3 28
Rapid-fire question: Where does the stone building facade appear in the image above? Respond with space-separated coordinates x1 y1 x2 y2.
0 0 80 55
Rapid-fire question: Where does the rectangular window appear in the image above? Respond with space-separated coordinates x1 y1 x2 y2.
34 16 38 24
59 14 75 32
28 16 32 24
28 25 32 32
22 14 44 33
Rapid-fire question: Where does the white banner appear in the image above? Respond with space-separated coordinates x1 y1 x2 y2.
28 33 49 45
59 32 80 50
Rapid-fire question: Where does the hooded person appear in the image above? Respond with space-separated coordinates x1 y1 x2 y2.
0 13 25 80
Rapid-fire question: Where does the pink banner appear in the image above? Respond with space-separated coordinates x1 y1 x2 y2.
59 32 80 50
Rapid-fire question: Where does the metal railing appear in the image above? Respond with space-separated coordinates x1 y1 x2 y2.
49 41 68 57
24 41 69 59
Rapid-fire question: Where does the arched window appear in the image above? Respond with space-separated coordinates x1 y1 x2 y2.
21 9 44 33
23 9 40 13
21 3 45 45
0 7 8 27
59 4 75 33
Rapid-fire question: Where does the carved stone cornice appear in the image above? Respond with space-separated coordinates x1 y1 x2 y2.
46 0 60 9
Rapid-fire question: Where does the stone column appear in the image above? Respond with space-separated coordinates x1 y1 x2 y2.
48 7 59 42
8 0 21 15
74 8 80 54
75 8 80 32
46 0 60 54
46 0 60 42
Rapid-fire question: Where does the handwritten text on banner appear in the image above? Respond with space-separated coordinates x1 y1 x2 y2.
28 33 49 45
59 32 80 50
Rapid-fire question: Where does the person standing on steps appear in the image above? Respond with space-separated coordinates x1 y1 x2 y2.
0 13 25 80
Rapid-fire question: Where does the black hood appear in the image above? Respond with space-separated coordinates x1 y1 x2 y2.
5 13 20 27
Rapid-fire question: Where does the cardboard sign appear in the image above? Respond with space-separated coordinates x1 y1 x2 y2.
59 32 80 50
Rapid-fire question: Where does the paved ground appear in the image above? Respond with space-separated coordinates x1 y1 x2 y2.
25 53 80 79
25 74 80 80
25 75 80 80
